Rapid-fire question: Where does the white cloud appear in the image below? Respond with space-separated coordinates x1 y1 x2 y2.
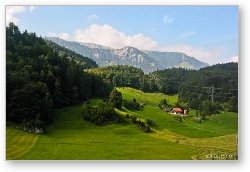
176 31 195 40
6 6 37 25
160 44 226 65
6 6 26 25
48 32 71 41
87 14 98 21
74 24 158 50
163 15 174 24
229 56 238 63
28 6 37 13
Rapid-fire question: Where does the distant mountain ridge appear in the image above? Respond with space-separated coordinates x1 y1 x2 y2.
45 37 209 73
143 51 209 70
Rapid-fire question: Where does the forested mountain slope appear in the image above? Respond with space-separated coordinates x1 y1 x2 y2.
6 23 112 126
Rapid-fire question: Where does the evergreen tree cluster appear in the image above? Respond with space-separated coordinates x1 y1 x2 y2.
89 65 191 94
6 23 113 126
178 63 238 112
82 102 124 125
82 89 125 125
89 65 144 89
123 98 141 110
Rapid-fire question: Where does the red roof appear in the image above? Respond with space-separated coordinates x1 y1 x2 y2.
172 108 183 113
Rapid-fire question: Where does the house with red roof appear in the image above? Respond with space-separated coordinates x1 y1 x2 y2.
170 107 183 114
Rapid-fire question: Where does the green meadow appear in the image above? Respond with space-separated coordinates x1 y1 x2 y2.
6 87 238 160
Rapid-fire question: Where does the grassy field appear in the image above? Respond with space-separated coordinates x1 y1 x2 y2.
6 126 38 160
117 87 238 159
117 87 238 138
117 87 178 107
6 87 238 160
6 105 198 160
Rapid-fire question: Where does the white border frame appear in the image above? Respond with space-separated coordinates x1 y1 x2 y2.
1 1 248 172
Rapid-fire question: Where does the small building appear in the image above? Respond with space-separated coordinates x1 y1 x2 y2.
184 109 188 115
170 108 183 114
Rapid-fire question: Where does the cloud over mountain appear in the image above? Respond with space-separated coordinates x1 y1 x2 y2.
47 24 233 65
74 24 158 50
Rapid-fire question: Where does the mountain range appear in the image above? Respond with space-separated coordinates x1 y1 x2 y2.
45 37 209 73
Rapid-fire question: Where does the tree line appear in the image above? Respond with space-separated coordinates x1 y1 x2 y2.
89 65 191 94
89 63 238 112
178 63 238 112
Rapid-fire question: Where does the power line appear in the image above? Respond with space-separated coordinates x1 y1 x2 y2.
185 85 237 102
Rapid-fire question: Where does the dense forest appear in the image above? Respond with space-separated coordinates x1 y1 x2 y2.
89 63 238 112
178 63 238 111
6 23 112 129
89 65 191 94
89 65 144 89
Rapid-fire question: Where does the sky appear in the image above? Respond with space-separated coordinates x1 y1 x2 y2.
6 6 238 64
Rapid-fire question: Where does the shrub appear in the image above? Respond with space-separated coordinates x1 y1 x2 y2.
179 115 184 122
144 126 151 133
125 114 130 118
123 99 141 110
145 118 153 126
109 88 122 109
22 119 45 134
82 102 124 125
139 121 145 127
200 101 221 117
159 99 168 109
116 115 126 124
130 115 137 123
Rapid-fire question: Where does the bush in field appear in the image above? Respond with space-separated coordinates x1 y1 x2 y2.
82 102 124 125
124 113 152 133
116 115 126 124
199 101 221 122
144 126 151 133
178 115 184 122
145 118 153 126
109 88 122 109
130 115 137 123
22 119 46 134
159 99 169 109
227 96 238 112
123 99 141 110
138 121 145 127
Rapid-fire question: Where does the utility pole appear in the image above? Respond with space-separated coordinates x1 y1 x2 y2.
211 85 215 103
191 85 237 103
205 85 216 103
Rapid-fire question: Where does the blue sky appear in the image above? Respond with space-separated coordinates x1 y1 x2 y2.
6 6 238 64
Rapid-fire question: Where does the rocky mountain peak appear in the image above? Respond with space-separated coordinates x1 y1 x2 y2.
45 37 209 73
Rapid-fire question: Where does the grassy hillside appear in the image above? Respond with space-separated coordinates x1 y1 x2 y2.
117 87 178 106
118 87 238 138
7 104 198 160
117 87 238 159
6 87 238 160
